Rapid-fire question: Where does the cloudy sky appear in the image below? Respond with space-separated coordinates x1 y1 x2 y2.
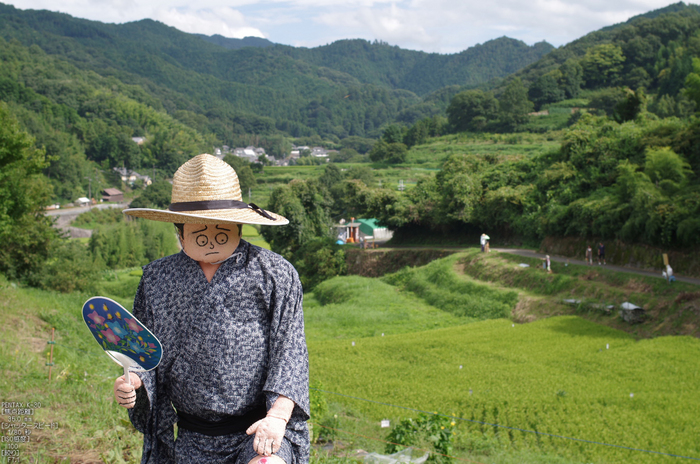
2 0 695 53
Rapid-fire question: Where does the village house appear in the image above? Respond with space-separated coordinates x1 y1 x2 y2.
214 146 231 159
102 188 124 203
232 146 260 164
113 167 152 186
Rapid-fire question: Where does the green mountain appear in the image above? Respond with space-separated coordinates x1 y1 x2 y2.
269 37 554 96
502 1 700 112
0 2 552 142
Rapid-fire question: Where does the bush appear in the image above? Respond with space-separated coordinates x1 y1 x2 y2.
292 238 347 290
27 239 102 293
386 413 455 464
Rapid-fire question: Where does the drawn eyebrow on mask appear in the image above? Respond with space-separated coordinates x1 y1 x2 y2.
192 226 208 234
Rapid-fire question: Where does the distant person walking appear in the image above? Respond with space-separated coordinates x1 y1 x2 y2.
542 255 551 273
480 233 490 252
662 264 676 282
598 242 606 265
585 245 593 265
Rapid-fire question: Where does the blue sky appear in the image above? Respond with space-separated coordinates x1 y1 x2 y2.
3 0 694 53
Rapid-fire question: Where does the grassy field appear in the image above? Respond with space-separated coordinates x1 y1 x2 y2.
3 247 700 463
248 164 432 207
305 253 700 464
308 317 700 464
405 133 561 167
0 275 144 463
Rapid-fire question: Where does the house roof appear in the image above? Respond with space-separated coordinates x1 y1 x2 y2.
356 218 385 236
103 188 123 195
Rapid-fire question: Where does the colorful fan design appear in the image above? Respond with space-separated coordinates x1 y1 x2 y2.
82 296 162 384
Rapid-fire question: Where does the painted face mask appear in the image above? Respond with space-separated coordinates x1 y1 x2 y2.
180 223 240 264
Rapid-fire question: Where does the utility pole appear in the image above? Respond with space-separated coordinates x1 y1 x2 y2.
84 176 92 209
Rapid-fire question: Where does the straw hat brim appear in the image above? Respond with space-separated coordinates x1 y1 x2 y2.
123 207 289 226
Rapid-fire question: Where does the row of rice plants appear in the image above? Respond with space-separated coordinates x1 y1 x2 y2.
305 275 470 341
382 254 518 320
308 316 700 463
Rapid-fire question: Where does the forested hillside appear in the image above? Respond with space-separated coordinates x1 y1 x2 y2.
0 2 551 143
348 3 700 253
502 2 700 111
273 37 554 96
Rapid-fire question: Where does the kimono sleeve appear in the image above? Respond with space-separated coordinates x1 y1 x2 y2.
263 265 310 420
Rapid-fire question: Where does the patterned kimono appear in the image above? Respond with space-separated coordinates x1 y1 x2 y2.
127 240 310 464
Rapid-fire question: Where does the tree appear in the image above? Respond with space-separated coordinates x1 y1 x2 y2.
588 87 629 117
0 103 57 280
558 59 583 98
528 74 565 110
580 44 625 88
330 147 361 163
683 57 700 110
381 124 405 144
223 154 257 192
261 179 333 260
128 179 172 208
339 136 375 154
345 166 375 187
644 147 691 185
404 117 447 148
291 237 346 290
369 140 408 164
613 88 647 123
319 164 343 190
446 90 498 133
497 78 533 131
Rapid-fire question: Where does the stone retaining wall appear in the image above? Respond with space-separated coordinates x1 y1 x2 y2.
345 248 457 277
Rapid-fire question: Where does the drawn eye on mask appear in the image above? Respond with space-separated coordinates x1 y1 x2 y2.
196 234 208 247
215 232 229 245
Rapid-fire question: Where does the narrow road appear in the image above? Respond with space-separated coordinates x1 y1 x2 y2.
45 203 128 237
383 245 700 286
494 248 700 286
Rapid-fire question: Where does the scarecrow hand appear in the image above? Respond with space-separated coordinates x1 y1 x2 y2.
246 416 287 456
114 373 142 409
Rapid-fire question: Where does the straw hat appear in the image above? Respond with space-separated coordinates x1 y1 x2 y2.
124 154 288 226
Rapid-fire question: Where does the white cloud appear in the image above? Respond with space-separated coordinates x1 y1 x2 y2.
153 7 266 38
314 3 438 50
4 0 698 53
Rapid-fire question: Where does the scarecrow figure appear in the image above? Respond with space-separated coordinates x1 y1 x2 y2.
113 154 309 464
